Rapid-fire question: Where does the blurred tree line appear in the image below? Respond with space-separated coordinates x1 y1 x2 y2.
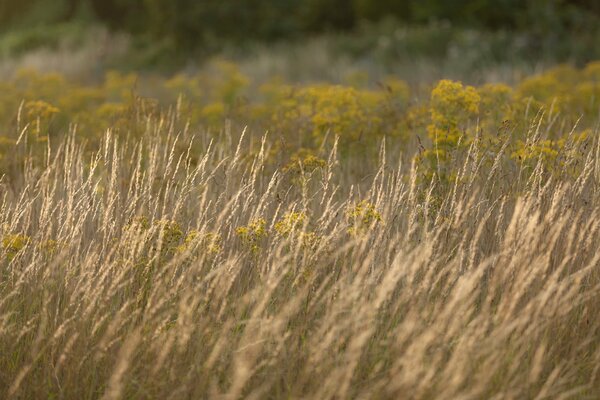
1 0 599 49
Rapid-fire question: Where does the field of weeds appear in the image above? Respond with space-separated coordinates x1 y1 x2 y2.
1 61 600 399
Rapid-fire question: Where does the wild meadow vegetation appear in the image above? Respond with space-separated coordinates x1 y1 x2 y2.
0 56 599 399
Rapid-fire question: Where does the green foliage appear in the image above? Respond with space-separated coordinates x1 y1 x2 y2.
3 0 599 54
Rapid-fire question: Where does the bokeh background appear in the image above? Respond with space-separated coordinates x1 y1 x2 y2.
1 0 599 83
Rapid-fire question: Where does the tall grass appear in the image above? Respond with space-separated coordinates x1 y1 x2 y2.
1 114 599 399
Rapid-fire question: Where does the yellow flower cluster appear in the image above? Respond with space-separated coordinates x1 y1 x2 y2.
273 211 321 251
0 60 598 182
2 233 30 261
428 79 480 142
236 217 268 253
1 230 69 262
282 149 327 177
182 230 223 255
121 216 222 267
346 201 382 236
518 63 600 121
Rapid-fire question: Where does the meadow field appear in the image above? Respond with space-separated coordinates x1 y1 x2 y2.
0 56 599 399
3 3 600 398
